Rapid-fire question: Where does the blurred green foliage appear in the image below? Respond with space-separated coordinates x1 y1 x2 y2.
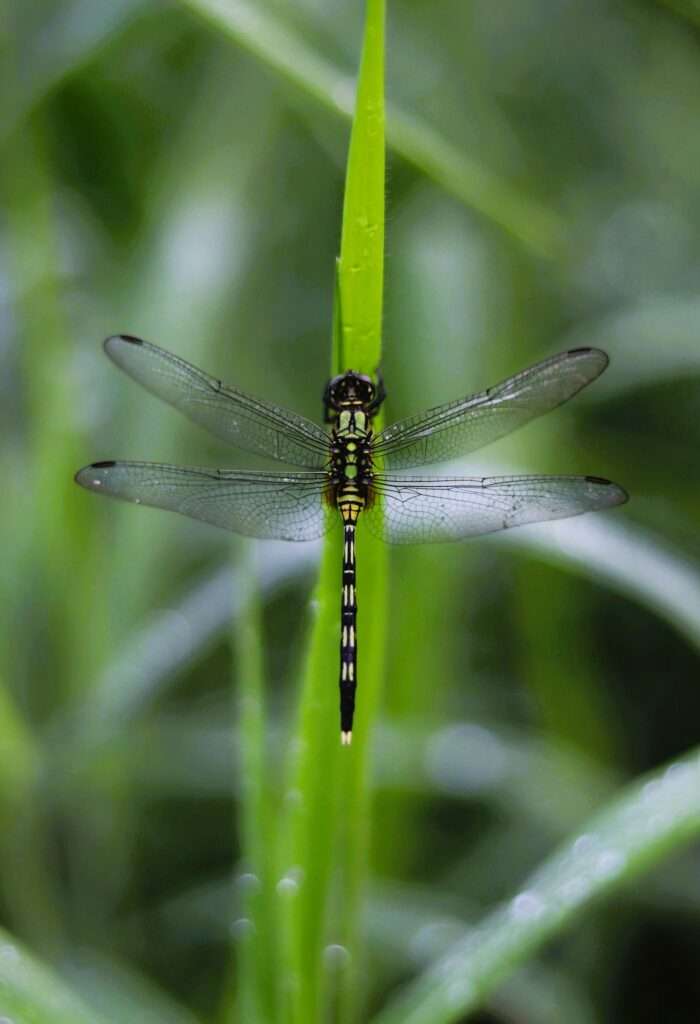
2 1 700 1022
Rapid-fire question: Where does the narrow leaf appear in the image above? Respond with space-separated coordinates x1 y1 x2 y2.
373 747 700 1024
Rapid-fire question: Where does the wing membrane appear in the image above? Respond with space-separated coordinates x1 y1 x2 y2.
104 335 329 469
373 348 608 469
75 461 332 541
363 473 627 544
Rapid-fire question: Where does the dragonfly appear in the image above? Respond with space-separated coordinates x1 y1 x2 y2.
76 335 627 744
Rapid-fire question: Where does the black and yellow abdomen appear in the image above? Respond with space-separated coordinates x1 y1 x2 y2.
327 401 377 744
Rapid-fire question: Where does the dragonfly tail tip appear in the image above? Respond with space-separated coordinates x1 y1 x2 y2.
341 731 353 746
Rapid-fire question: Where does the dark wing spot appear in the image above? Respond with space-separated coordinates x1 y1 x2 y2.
585 475 612 485
92 460 117 468
119 334 144 345
567 346 594 355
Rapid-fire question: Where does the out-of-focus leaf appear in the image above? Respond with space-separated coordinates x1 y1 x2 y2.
496 513 700 651
5 0 152 140
564 296 700 399
68 543 318 733
64 949 202 1024
178 0 562 254
373 746 700 1024
0 930 111 1024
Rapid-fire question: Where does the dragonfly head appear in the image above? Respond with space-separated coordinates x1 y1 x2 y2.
325 370 376 410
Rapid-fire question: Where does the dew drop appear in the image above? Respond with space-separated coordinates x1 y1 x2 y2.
594 848 627 879
558 876 588 906
446 976 475 1008
230 917 254 940
276 866 303 895
572 832 599 856
237 872 261 894
664 762 694 787
510 890 545 922
284 787 303 808
644 811 669 834
323 944 350 970
642 779 661 803
438 952 464 979
0 944 19 963
410 921 462 961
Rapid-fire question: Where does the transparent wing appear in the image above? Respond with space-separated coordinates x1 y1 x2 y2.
373 348 609 469
75 461 333 541
104 335 330 469
363 473 627 544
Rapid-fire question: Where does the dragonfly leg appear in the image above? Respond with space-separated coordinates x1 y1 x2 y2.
368 366 386 415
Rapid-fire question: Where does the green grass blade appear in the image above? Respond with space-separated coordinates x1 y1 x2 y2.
336 4 386 1021
230 554 278 1024
0 929 113 1024
278 5 388 1021
278 535 344 1024
277 258 345 1015
63 950 204 1024
496 513 700 652
177 0 562 255
373 746 700 1024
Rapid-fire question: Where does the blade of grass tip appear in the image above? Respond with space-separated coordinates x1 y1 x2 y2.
372 746 700 1024
336 0 385 374
335 3 388 1022
178 0 562 256
228 549 278 1024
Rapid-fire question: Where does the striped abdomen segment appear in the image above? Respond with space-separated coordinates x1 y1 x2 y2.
339 522 358 744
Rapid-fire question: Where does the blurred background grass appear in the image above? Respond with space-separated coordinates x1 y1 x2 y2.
3 1 700 1021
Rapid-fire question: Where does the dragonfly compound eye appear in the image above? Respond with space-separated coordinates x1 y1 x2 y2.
330 372 376 406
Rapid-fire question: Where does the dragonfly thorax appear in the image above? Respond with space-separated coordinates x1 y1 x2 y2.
324 369 382 508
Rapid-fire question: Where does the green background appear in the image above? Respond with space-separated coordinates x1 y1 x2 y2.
3 1 700 1022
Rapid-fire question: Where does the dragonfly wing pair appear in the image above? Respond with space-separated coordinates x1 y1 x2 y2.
76 335 627 743
77 336 626 543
